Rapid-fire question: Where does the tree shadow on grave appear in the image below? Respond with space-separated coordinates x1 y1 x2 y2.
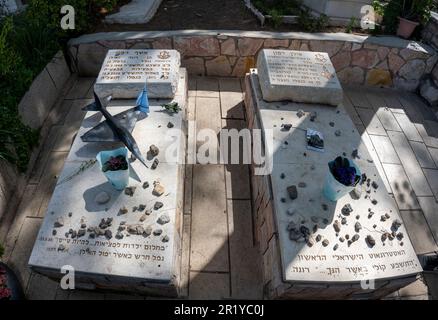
344 85 433 213
217 117 264 299
83 182 124 213
221 77 246 121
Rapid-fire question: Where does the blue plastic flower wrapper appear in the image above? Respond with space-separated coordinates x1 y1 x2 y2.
136 84 150 114
323 158 361 202
96 147 130 191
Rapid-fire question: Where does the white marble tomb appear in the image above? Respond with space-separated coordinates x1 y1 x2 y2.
28 69 188 296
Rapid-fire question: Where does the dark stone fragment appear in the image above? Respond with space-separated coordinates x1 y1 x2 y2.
154 202 164 210
366 235 376 247
125 186 136 197
151 158 159 170
351 149 359 159
341 204 353 216
287 185 298 200
149 145 159 157
153 229 163 236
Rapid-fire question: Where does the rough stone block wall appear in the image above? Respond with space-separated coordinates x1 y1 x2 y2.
68 31 438 93
422 12 438 50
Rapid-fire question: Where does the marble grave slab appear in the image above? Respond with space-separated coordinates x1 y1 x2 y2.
28 69 188 295
250 70 422 283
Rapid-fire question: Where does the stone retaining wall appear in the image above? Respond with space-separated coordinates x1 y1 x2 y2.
19 51 71 130
422 12 438 50
0 51 71 224
68 30 438 92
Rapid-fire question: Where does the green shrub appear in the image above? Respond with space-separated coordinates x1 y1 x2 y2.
297 8 329 32
268 8 283 28
375 0 435 34
253 0 303 16
0 0 125 171
346 17 358 33
0 243 4 259
0 17 37 170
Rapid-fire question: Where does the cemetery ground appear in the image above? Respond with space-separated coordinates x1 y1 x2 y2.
93 0 345 33
0 75 438 300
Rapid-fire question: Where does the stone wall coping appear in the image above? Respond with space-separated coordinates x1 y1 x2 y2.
69 29 433 53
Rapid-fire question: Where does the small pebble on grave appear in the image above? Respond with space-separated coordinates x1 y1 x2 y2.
95 191 110 204
151 158 160 170
287 185 298 200
154 201 164 210
153 181 165 196
157 214 170 225
149 145 160 157
125 186 136 197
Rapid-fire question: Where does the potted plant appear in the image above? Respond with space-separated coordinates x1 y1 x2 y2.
323 156 361 201
396 0 434 38
96 147 130 191
0 243 24 300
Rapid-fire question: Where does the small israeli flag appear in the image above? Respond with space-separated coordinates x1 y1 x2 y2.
136 83 149 113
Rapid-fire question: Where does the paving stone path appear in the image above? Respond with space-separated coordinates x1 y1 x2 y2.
1 76 437 299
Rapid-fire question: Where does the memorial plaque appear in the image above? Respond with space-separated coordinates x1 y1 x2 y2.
28 70 188 296
257 49 343 106
249 71 422 285
94 49 180 99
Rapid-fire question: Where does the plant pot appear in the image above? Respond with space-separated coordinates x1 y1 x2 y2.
323 158 361 202
96 147 130 191
396 17 419 39
0 262 25 300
